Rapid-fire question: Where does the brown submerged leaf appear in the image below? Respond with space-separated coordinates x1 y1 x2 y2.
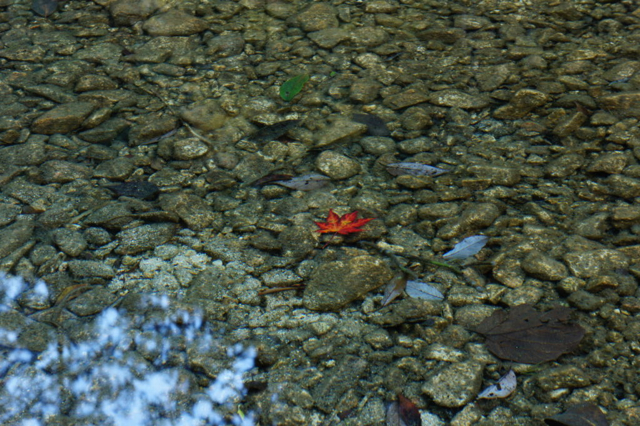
476 304 585 364
381 273 407 307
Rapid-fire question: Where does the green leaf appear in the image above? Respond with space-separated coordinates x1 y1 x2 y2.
280 74 309 102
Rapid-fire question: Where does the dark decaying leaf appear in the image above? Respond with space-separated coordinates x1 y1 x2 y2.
381 273 407 307
476 304 585 364
352 113 391 136
544 403 609 426
32 0 58 17
107 181 160 200
274 173 330 191
386 162 449 177
251 120 300 143
405 280 444 301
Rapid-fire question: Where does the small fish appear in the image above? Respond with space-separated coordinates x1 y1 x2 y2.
352 113 391 136
274 173 330 191
251 174 293 188
107 181 160 200
478 370 517 399
251 120 300 143
387 162 449 177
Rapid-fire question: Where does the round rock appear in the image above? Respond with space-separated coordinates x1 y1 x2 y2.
172 138 210 160
521 251 568 281
316 150 361 180
115 223 177 255
142 9 208 36
422 360 484 408
31 102 96 135
303 255 392 311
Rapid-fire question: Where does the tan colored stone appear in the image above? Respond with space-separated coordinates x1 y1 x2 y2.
521 251 568 281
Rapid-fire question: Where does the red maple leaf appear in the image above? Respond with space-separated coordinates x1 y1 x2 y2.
314 209 373 235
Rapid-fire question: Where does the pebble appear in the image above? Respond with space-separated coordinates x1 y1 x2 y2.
535 365 591 392
316 150 361 180
261 269 302 287
359 136 395 155
24 84 75 104
40 160 92 183
611 205 640 225
109 0 166 26
303 255 393 311
493 88 548 119
607 174 640 198
308 28 349 49
75 74 118 92
437 202 501 239
0 140 46 166
66 286 118 316
574 212 609 240
349 79 382 104
349 27 388 47
31 101 96 134
74 43 123 64
0 203 21 227
314 119 368 147
159 193 215 231
365 1 398 13
428 89 491 110
493 258 526 288
142 9 208 36
115 223 177 255
94 157 136 180
179 99 229 133
397 137 437 154
521 251 568 281
0 310 54 352
468 164 520 186
553 111 587 137
53 228 88 257
563 249 629 278
422 361 484 407
598 91 640 117
586 152 628 174
501 285 544 306
172 138 210 160
296 3 338 32
312 355 367 412
384 84 430 110
545 154 584 178
0 218 35 260
67 260 115 279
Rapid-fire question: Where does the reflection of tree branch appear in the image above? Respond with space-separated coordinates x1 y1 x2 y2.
135 83 216 147
257 284 305 296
